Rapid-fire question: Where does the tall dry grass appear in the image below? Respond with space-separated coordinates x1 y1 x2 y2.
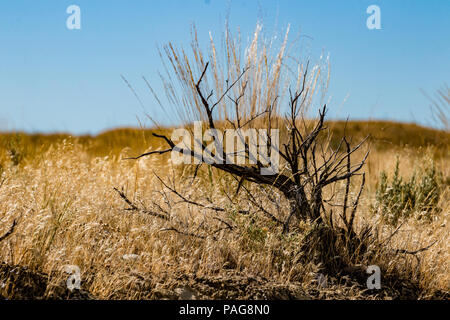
423 83 450 131
0 129 448 299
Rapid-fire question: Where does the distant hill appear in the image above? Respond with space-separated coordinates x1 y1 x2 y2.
1 121 448 162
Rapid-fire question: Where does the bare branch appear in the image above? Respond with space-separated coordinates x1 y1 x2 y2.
160 227 207 240
0 220 16 242
348 172 366 232
124 149 172 160
395 240 438 255
114 187 170 221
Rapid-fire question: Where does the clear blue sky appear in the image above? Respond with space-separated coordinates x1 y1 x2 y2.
0 0 448 134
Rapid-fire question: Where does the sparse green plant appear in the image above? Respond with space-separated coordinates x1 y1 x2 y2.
374 156 443 226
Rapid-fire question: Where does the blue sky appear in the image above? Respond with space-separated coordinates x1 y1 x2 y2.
0 0 448 134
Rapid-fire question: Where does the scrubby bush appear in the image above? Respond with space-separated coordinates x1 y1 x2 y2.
374 157 443 226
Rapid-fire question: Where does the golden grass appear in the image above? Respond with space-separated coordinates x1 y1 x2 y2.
0 123 448 299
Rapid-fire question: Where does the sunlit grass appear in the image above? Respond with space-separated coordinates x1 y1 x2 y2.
0 122 448 299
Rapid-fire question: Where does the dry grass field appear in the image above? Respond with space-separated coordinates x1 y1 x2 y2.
0 121 448 300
